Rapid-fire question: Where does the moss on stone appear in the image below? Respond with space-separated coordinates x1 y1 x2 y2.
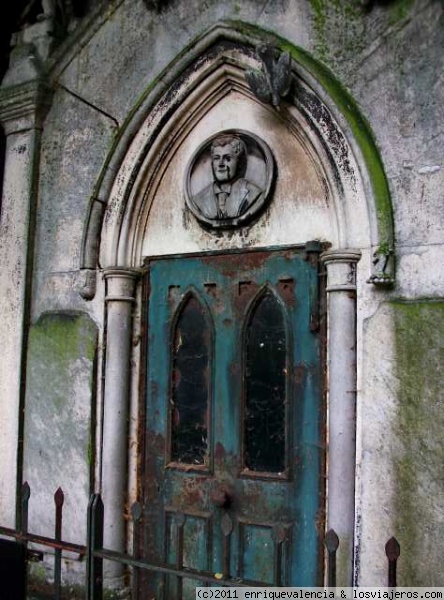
308 0 329 61
388 0 414 25
307 0 367 62
226 20 394 251
307 0 414 62
31 312 96 367
227 22 394 250
392 301 444 585
28 313 96 412
24 312 98 506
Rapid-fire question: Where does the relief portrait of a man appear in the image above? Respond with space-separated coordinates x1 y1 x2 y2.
192 134 264 220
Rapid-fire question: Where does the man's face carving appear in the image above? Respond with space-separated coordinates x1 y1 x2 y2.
211 144 239 183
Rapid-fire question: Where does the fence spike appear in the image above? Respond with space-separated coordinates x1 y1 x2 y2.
54 489 64 599
385 537 400 587
325 528 339 552
54 487 65 507
385 537 400 560
86 493 103 600
325 529 339 588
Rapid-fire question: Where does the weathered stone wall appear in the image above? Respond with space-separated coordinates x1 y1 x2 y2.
306 0 444 585
393 302 444 586
0 0 443 589
23 312 98 544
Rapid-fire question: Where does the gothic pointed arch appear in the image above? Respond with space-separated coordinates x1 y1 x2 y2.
241 285 290 475
168 287 213 467
77 20 394 299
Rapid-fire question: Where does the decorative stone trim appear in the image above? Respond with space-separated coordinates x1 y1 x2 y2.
367 246 395 286
321 249 362 292
103 268 142 298
90 25 394 285
0 80 53 134
245 43 292 109
75 269 97 301
184 130 275 230
75 199 106 301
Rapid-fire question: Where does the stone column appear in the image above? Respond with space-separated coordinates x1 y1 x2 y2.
102 268 140 582
321 249 361 586
0 81 52 526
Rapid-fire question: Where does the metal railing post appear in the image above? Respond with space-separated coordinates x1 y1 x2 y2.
54 487 64 600
325 528 339 588
86 493 104 600
20 482 30 599
386 537 400 588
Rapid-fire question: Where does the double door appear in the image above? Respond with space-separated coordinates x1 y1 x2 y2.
142 246 324 598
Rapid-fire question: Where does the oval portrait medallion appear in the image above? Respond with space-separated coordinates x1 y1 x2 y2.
185 130 275 229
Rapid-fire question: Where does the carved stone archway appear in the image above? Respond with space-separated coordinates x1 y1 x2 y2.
78 21 394 586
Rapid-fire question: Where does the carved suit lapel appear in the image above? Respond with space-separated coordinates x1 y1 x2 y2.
227 179 250 217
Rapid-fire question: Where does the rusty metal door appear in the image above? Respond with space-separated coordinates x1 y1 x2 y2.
141 245 324 598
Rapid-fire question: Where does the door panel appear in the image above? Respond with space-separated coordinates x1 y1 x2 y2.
142 247 323 598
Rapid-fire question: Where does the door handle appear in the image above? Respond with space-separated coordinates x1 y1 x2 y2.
211 484 234 509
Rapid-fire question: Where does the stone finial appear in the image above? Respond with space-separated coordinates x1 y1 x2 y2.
245 44 292 109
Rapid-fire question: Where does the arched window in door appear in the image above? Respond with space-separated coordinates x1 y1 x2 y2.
243 289 288 474
169 292 212 467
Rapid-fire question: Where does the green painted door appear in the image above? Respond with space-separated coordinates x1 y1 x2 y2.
142 246 323 598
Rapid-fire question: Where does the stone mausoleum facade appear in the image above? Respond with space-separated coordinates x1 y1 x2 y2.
0 0 443 596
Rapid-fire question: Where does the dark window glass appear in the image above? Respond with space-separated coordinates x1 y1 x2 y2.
171 295 210 465
244 292 287 473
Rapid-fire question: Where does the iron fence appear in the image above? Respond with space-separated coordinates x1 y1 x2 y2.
0 482 86 599
0 482 400 599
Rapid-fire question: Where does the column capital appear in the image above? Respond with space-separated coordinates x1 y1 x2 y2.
0 79 53 135
321 249 361 292
103 267 143 303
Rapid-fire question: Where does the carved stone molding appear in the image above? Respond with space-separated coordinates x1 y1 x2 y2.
321 249 362 292
103 268 142 302
245 43 292 109
75 269 97 301
0 80 53 134
76 198 105 300
92 23 394 281
184 130 275 230
367 245 395 286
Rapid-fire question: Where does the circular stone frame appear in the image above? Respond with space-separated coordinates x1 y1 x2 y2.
184 130 275 230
